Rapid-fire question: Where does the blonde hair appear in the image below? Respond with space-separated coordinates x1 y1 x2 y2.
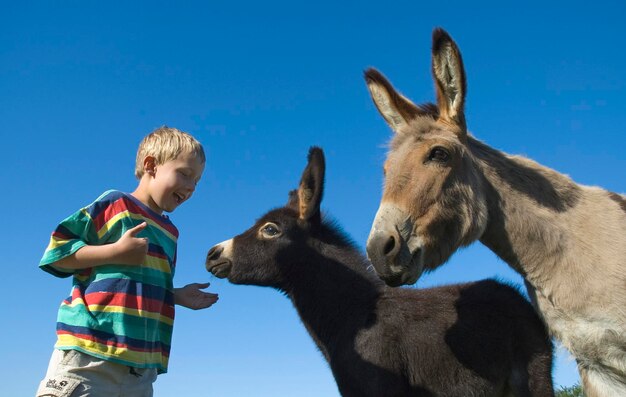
135 126 205 179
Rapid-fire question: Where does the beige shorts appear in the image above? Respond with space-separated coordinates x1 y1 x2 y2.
36 349 158 397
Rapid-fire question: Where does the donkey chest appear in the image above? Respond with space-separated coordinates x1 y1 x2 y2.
533 288 625 367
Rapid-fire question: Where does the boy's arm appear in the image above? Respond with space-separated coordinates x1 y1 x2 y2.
174 282 219 310
54 222 149 270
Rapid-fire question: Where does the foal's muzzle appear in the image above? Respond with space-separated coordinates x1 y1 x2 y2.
206 243 233 279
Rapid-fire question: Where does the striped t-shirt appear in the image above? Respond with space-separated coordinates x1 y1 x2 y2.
40 190 179 373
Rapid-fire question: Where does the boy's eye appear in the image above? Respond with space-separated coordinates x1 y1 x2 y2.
259 223 281 238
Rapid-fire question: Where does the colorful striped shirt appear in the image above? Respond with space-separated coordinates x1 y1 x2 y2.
40 190 179 373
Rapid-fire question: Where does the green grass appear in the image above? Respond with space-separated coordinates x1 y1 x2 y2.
556 384 585 397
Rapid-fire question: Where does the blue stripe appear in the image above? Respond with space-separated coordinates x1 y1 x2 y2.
85 190 126 221
148 242 175 267
53 224 80 240
79 278 174 305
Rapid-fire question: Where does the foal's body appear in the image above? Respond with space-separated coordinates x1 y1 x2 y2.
207 148 554 397
364 28 626 396
291 251 552 397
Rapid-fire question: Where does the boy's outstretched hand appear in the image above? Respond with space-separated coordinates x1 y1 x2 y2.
174 282 219 310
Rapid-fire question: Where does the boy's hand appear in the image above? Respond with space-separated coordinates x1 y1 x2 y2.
175 282 219 310
112 222 149 265
52 222 150 271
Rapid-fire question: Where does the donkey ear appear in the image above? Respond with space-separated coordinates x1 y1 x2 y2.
365 68 424 133
297 147 325 225
431 28 467 132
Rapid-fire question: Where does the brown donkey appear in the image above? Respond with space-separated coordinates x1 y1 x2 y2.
207 147 554 397
364 28 626 397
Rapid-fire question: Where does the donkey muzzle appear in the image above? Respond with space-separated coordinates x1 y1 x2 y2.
367 203 424 286
206 243 233 279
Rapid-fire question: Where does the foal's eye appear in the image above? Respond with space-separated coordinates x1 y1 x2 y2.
428 147 450 163
260 223 281 238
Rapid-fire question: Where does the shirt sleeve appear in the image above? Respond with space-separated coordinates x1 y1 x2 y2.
39 194 109 278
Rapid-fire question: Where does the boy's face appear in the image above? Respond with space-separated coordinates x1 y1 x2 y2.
146 152 205 214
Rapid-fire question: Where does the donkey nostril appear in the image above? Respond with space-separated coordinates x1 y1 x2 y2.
206 246 224 262
383 235 396 257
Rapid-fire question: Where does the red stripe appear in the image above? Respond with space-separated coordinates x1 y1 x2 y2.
92 197 178 237
51 231 73 240
67 289 175 319
150 250 169 261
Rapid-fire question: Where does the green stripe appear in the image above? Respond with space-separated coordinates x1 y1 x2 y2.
91 268 173 289
58 305 173 341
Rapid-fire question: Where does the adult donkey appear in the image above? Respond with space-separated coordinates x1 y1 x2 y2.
364 28 626 397
207 147 554 397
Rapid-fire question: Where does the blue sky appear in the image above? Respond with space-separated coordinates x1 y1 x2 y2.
2 1 625 396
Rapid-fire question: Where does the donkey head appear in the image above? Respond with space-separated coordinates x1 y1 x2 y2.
205 147 326 289
365 28 488 286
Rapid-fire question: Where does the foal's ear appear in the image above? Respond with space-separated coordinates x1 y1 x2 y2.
297 147 325 225
365 68 424 133
431 28 467 132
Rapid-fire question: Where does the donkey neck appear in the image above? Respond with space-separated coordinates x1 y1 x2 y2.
469 136 582 281
285 240 382 353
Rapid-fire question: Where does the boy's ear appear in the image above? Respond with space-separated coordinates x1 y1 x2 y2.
297 147 325 227
143 156 157 176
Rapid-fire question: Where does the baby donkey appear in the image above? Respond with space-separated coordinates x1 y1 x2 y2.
206 147 554 397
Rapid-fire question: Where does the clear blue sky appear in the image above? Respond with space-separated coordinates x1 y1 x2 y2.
2 1 625 396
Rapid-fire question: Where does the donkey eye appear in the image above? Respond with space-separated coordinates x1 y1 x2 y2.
428 147 450 163
260 223 281 238
264 225 278 235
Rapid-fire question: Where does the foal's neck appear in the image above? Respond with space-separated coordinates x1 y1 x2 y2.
285 241 382 352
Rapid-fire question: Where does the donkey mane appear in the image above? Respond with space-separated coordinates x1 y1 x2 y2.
467 135 583 212
417 102 439 118
318 215 362 250
317 216 388 285
608 192 626 212
297 214 385 290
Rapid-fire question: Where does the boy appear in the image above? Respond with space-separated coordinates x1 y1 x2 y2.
36 126 218 397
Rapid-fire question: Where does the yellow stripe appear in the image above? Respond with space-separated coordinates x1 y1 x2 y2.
48 237 72 250
80 207 94 223
95 211 177 242
88 305 174 326
95 211 133 239
56 335 168 365
144 255 172 273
